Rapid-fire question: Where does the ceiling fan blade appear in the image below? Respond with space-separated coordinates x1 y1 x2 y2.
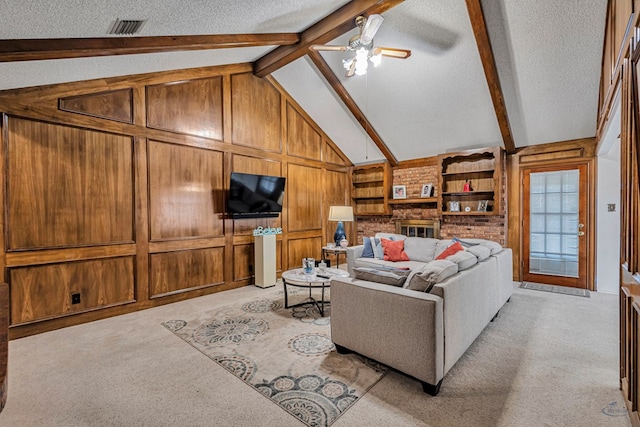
373 47 412 59
360 14 384 45
345 60 356 77
309 44 347 52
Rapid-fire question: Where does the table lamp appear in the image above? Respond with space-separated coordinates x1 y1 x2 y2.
328 206 354 246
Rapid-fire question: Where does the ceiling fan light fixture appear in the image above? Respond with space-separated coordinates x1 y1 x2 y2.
354 47 369 75
370 52 382 67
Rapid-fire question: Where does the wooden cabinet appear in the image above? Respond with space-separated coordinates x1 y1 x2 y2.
621 268 640 425
437 146 503 215
352 162 391 215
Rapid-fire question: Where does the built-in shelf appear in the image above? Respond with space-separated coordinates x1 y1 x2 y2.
388 197 438 205
441 168 495 176
437 147 504 216
352 162 391 216
441 191 494 196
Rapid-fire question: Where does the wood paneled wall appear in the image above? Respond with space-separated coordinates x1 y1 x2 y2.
0 63 352 338
599 2 640 423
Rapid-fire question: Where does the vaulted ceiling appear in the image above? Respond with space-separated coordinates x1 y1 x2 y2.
0 0 607 165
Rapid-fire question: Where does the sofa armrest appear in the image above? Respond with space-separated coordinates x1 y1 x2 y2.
346 245 364 276
330 277 444 385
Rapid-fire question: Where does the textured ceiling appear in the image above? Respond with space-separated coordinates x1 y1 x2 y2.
0 0 607 165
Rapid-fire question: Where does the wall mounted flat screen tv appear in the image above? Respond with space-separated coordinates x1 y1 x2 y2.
228 172 286 218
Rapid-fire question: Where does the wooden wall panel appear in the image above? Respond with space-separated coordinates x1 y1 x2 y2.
0 64 352 338
146 77 223 140
287 237 322 270
287 164 323 232
59 89 133 123
231 73 281 152
324 141 347 165
325 170 353 246
6 118 134 250
148 140 224 241
149 247 224 297
9 257 135 325
286 102 321 160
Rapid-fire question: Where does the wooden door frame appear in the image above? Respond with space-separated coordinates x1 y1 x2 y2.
519 158 596 290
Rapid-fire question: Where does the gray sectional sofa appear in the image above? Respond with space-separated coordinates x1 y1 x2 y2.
330 232 513 395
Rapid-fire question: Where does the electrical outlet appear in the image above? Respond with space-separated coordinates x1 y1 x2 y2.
71 293 81 304
608 203 616 212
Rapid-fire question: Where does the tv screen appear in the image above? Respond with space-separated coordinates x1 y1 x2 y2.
228 172 286 216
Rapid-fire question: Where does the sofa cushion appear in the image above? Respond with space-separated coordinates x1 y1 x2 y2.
381 238 410 261
435 241 464 260
403 237 439 262
353 267 411 287
466 244 491 262
445 250 478 271
453 238 503 255
353 258 428 272
405 260 458 292
375 232 407 241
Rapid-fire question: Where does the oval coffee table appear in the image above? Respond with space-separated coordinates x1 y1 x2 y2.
281 267 349 316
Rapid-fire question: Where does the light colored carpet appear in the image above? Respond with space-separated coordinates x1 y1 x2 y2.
0 281 631 426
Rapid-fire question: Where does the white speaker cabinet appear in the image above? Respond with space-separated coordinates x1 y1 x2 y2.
254 234 276 288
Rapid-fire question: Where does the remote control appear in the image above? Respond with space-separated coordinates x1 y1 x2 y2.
316 274 330 279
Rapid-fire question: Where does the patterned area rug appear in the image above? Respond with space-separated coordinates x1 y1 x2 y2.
162 289 388 427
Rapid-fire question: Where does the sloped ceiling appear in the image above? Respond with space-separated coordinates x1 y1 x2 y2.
0 0 607 165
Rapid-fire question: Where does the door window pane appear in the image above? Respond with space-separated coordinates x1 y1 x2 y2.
529 169 579 278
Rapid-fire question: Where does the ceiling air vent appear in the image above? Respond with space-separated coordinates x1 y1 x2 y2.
108 19 146 35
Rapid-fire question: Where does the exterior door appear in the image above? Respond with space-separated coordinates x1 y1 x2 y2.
523 164 588 288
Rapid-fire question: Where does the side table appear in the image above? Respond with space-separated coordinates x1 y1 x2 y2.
321 246 348 269
281 267 349 316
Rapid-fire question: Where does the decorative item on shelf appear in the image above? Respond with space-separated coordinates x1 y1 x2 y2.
478 200 489 212
340 238 348 247
393 185 406 199
421 183 433 198
449 201 460 212
464 206 471 212
463 179 472 192
328 206 354 246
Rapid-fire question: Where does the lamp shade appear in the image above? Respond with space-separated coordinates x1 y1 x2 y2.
328 206 354 222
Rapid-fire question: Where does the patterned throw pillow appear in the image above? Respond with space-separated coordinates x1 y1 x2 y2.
435 241 464 260
380 238 410 262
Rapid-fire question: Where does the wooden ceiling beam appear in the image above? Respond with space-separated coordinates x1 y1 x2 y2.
0 34 299 62
465 0 517 154
253 0 404 78
308 50 398 166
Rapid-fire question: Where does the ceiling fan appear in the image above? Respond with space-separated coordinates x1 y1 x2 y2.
310 14 411 77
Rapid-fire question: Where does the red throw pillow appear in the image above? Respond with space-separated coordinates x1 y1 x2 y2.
381 238 410 261
436 241 465 260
